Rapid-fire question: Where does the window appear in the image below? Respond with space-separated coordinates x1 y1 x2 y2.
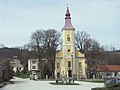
19 67 21 70
68 69 72 77
57 72 60 77
68 49 70 52
79 62 81 68
68 61 71 67
57 63 59 69
32 60 36 64
32 66 36 69
67 34 70 41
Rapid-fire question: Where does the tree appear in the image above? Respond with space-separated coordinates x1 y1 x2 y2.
75 31 91 53
2 59 13 81
30 29 45 79
43 62 50 78
75 31 108 72
43 29 60 78
29 29 60 79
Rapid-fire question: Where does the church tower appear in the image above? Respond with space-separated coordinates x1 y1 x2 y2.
62 7 76 79
55 7 86 81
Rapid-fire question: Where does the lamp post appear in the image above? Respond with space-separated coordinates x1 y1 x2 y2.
71 52 74 83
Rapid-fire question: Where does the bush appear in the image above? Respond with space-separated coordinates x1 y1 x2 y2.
2 60 13 81
86 79 105 83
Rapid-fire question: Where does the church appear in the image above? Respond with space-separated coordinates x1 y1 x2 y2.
55 7 87 81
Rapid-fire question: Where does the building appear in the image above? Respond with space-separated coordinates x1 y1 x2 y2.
28 58 48 80
10 59 24 73
28 59 40 80
55 7 86 82
91 65 120 79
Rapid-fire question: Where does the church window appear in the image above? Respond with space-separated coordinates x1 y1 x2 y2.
67 34 70 41
68 61 71 67
68 49 70 52
57 63 59 69
57 72 60 77
79 62 81 68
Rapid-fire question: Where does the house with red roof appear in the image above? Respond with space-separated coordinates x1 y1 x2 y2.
90 65 120 79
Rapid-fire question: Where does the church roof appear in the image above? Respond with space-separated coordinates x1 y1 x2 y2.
62 7 75 30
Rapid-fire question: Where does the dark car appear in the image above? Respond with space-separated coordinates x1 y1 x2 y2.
104 78 120 87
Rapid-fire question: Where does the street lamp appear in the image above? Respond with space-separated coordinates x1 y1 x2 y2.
71 52 74 83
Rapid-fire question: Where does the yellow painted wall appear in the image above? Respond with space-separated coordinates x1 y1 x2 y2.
55 29 87 79
56 49 63 57
75 50 85 57
62 30 75 45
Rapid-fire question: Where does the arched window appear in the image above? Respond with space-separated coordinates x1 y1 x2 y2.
57 72 60 77
68 61 71 67
57 63 59 69
79 62 81 68
67 34 70 41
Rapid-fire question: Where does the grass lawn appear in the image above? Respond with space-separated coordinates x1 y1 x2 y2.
16 72 29 79
85 79 105 83
49 82 80 85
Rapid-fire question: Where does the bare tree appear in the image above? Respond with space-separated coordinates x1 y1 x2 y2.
43 29 60 78
30 29 45 79
86 39 101 68
75 31 108 72
75 31 91 53
29 29 60 79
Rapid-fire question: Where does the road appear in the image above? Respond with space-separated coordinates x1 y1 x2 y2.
0 77 104 90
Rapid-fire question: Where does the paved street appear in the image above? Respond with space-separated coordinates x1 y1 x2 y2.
0 77 104 90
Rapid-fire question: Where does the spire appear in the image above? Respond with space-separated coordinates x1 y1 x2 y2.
65 7 71 19
62 7 75 30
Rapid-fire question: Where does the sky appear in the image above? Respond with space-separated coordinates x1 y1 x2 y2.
0 0 120 50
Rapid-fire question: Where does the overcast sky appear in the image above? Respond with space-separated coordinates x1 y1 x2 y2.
0 0 120 49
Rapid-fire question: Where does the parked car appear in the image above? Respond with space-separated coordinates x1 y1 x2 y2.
104 78 120 87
